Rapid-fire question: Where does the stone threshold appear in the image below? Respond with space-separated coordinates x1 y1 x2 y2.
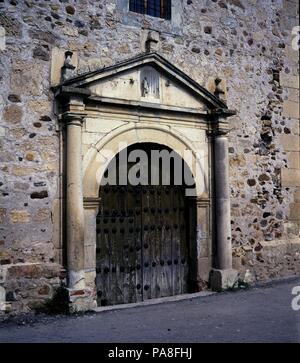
93 291 216 313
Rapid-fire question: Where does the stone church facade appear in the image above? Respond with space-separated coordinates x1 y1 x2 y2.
0 0 299 313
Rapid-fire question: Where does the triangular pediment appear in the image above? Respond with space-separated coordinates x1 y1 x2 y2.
58 53 228 112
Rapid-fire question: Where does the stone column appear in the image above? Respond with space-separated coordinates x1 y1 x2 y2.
210 117 238 291
214 132 232 270
83 198 100 293
65 114 85 291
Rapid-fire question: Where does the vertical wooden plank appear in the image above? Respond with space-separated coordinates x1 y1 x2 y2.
160 185 173 297
141 187 149 300
125 185 143 303
179 187 189 294
114 186 124 305
151 186 161 299
135 185 143 303
107 187 116 305
97 186 113 306
172 185 181 296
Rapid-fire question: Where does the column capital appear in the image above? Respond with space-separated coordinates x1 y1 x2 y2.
207 108 235 138
61 112 87 126
207 117 231 138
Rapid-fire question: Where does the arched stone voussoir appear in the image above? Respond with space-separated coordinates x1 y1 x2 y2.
82 123 208 198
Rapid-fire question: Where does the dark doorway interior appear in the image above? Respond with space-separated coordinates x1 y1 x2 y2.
96 143 197 306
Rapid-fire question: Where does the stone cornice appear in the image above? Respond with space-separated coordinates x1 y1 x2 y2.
208 108 236 118
53 85 92 99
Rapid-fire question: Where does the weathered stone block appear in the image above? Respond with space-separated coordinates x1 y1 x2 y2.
282 169 300 187
3 105 23 124
198 257 211 283
11 166 38 177
6 263 62 280
84 245 96 270
279 134 300 152
9 210 31 223
0 286 5 302
68 288 97 313
287 151 300 169
10 60 43 96
287 88 300 103
280 73 299 89
0 208 6 223
0 13 21 37
33 208 51 222
282 100 299 119
290 119 299 135
289 203 300 220
210 269 239 292
85 118 126 133
295 188 300 202
0 126 5 137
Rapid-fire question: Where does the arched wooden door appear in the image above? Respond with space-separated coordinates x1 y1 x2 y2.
96 143 195 306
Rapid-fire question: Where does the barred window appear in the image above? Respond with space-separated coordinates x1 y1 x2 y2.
129 0 171 20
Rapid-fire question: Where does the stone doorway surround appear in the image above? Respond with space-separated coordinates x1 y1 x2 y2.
53 52 237 312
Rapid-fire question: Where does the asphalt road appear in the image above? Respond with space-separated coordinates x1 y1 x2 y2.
1 277 300 343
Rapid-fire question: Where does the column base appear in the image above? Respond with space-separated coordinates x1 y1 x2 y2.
210 269 239 292
68 288 97 313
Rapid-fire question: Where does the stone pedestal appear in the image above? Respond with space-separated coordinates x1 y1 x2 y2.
68 288 97 313
210 269 239 291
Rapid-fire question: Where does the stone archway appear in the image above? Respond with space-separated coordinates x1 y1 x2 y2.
82 124 210 308
55 52 238 311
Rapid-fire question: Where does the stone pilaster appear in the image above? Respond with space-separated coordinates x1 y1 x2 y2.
195 196 212 289
83 198 100 292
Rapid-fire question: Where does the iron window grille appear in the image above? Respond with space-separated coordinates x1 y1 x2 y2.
129 0 171 20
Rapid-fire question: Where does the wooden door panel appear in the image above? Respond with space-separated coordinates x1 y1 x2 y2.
96 144 192 306
172 186 182 296
159 186 173 297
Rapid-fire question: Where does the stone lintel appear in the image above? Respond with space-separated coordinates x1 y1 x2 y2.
87 94 209 117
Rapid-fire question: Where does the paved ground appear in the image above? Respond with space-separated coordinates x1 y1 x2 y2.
1 277 300 343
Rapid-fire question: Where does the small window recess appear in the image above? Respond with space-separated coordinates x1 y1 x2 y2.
129 0 172 20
